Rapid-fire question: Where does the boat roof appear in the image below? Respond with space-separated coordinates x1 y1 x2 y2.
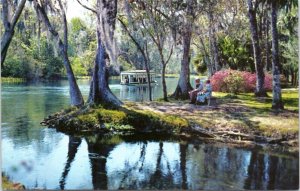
121 70 155 74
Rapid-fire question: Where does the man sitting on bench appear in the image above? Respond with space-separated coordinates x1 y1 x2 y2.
189 78 203 104
196 80 212 104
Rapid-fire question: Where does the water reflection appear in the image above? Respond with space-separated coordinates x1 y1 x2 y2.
69 134 298 190
59 136 82 190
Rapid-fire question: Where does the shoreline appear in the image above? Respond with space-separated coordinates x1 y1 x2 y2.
41 91 298 152
2 174 25 190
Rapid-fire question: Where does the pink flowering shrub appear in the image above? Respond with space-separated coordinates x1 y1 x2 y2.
210 69 272 93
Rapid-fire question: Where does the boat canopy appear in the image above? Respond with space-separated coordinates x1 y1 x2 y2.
120 70 156 84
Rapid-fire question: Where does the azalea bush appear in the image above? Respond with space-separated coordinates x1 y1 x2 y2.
210 69 272 93
224 71 245 94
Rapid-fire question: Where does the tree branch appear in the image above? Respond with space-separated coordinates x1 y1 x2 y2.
2 0 10 28
165 44 174 65
11 0 27 29
57 0 68 51
76 0 97 14
118 17 146 59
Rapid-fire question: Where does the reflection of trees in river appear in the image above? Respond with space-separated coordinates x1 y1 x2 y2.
85 135 119 190
244 150 299 190
59 136 82 190
59 134 298 190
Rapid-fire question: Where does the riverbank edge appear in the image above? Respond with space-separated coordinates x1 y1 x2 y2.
41 101 298 152
2 174 25 190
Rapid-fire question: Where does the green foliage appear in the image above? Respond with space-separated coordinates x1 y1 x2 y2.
71 57 88 76
192 53 208 74
223 71 245 94
56 105 189 134
70 17 87 34
77 114 99 128
96 109 127 124
218 35 254 71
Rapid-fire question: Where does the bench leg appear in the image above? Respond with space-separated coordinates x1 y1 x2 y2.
207 97 211 106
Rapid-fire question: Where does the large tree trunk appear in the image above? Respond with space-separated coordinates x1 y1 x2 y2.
158 46 171 102
208 11 220 76
35 1 84 107
88 30 122 106
247 0 267 97
144 43 153 101
271 1 284 110
88 0 122 106
162 64 168 101
172 0 194 99
172 30 193 99
1 0 27 66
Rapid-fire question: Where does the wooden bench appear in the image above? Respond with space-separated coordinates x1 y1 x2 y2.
196 96 217 106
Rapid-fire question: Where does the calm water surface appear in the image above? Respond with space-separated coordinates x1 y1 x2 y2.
2 78 299 190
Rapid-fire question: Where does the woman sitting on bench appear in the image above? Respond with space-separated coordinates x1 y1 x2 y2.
196 80 212 104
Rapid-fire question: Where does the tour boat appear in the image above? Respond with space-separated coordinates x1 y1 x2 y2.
120 70 157 85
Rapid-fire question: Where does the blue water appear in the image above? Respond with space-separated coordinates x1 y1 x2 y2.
1 78 299 190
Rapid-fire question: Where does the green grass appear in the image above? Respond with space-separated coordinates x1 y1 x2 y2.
2 175 24 190
53 105 189 134
48 88 298 141
1 77 26 83
205 89 299 137
213 89 299 112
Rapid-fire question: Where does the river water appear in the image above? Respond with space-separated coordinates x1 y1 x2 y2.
1 78 299 190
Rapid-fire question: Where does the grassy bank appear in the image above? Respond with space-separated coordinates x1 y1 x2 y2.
42 88 298 146
1 77 26 83
42 104 189 135
128 88 298 145
2 175 25 190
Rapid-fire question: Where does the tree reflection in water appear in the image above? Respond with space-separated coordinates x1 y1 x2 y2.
59 134 298 190
59 136 82 190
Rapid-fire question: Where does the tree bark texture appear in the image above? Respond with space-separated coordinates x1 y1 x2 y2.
271 1 284 110
172 0 194 99
247 0 267 97
35 1 84 107
88 0 122 106
1 0 27 66
208 11 220 76
158 45 172 102
98 0 119 74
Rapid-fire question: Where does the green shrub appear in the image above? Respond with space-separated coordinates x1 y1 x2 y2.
96 109 127 124
223 71 245 94
77 114 98 127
